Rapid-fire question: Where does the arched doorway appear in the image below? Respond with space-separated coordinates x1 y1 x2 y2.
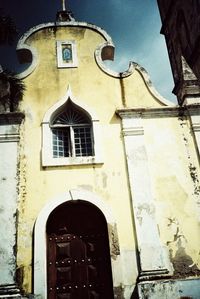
46 200 114 299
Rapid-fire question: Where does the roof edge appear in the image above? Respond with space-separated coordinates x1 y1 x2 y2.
16 21 114 79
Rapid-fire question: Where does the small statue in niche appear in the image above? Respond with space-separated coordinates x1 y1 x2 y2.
62 44 72 62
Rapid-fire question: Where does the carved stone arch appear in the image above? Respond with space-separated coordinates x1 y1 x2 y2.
34 189 121 299
41 86 103 166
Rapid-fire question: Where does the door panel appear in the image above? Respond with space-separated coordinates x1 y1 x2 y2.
47 200 114 299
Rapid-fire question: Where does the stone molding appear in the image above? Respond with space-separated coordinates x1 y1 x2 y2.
192 122 200 131
117 106 182 119
0 113 24 142
0 112 24 125
122 126 144 136
117 104 200 119
185 104 200 116
0 284 21 298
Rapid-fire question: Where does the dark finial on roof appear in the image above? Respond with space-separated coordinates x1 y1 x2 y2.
56 0 75 22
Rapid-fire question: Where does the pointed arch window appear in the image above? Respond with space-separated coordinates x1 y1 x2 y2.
51 100 94 158
42 88 103 167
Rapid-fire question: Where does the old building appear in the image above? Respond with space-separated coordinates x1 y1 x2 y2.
0 4 200 299
157 0 200 105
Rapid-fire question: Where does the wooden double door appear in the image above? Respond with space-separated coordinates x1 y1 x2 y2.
46 200 114 299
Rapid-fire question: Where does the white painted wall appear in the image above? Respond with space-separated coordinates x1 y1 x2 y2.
0 121 21 296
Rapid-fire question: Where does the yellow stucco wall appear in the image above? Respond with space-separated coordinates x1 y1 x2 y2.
17 25 137 292
16 23 200 293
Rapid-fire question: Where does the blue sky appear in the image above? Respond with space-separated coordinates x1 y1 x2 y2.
0 0 176 102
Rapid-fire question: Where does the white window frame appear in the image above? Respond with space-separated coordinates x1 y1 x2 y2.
51 124 94 158
41 86 103 167
56 40 78 68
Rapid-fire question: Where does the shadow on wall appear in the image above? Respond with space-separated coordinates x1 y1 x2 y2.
131 286 139 299
172 246 200 278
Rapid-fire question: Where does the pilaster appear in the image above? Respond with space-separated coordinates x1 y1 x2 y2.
0 113 24 298
117 111 172 281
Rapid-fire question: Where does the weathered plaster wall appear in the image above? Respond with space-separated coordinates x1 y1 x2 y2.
0 141 18 285
15 22 200 297
144 115 200 278
0 116 23 297
17 25 140 294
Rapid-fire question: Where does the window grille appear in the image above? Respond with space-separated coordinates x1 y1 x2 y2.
74 127 93 157
51 100 94 158
52 129 69 158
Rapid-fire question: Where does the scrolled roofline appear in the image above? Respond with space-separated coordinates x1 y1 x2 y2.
16 21 173 106
16 21 115 79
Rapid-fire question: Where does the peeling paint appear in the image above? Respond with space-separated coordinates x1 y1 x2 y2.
0 121 22 289
114 286 125 299
167 218 185 245
136 203 155 225
172 246 200 278
16 266 24 290
102 172 107 188
166 218 200 278
17 123 27 215
77 184 93 192
108 224 120 259
179 117 200 209
188 163 200 196
137 203 155 216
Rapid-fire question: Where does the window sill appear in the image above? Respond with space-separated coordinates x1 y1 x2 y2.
42 156 103 167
